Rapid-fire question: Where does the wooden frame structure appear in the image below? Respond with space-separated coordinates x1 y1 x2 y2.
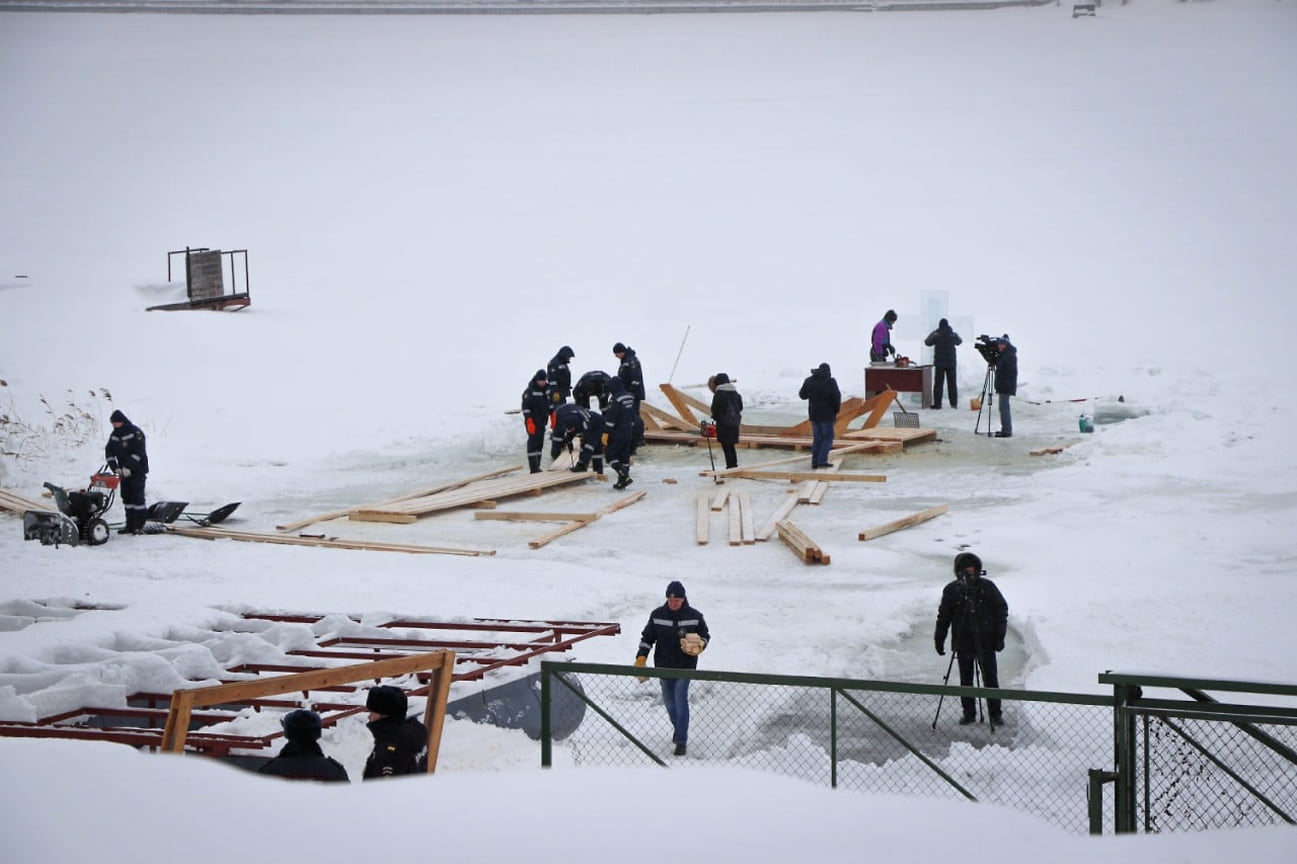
160 651 456 774
148 247 252 312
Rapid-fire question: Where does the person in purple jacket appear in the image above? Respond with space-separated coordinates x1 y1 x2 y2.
870 310 898 362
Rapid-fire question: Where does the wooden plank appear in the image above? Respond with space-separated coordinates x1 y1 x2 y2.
474 511 596 523
807 480 831 505
860 389 898 431
729 470 886 483
700 442 886 477
167 525 495 556
840 427 937 445
276 465 523 532
528 490 646 549
796 480 817 504
641 401 695 432
727 496 741 546
0 489 53 514
696 494 710 545
658 383 701 428
161 651 456 757
351 471 591 522
858 504 949 541
757 494 800 541
776 519 828 565
738 491 756 544
710 488 730 512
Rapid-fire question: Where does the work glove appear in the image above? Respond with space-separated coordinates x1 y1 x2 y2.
526 417 537 435
935 639 945 656
551 391 561 404
633 655 648 683
549 412 557 430
680 633 706 656
601 432 610 447
118 467 131 478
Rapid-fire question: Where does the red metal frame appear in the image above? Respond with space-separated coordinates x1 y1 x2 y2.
0 609 620 757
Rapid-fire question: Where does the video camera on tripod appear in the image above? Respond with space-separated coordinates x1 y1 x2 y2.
974 334 1001 365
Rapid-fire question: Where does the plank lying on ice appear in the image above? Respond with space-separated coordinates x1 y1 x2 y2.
696 494 710 545
276 465 523 532
351 471 592 523
858 505 949 541
729 470 886 484
167 525 495 556
528 490 646 549
757 493 800 541
776 519 830 565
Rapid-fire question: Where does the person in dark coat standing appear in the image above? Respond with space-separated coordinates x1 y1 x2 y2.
798 363 841 470
934 552 1009 727
870 310 898 362
521 369 553 473
602 377 636 490
362 685 428 780
993 335 1018 438
924 318 963 409
105 409 149 534
613 342 646 450
635 580 710 757
546 346 575 405
257 708 350 783
572 369 611 410
708 373 743 470
551 402 605 475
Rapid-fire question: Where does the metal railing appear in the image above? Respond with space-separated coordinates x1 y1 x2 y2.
541 663 1297 835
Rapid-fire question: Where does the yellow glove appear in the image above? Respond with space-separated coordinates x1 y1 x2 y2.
680 633 706 656
601 432 610 447
633 655 648 683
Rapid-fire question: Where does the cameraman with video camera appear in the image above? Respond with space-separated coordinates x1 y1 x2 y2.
934 552 1009 727
991 335 1017 438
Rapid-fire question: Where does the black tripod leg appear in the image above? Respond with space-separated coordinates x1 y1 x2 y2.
932 648 958 729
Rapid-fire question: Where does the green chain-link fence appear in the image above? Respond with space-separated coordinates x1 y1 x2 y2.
542 664 1297 835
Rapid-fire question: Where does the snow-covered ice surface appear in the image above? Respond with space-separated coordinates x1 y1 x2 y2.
2 2 1296 861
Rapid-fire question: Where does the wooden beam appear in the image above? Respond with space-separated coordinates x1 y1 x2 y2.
738 491 756 545
474 511 596 523
658 383 701 428
167 525 495 556
527 490 646 549
641 400 695 432
710 488 730 512
757 493 800 541
728 470 886 483
696 494 710 545
276 465 523 532
0 489 52 515
351 471 591 523
858 504 949 541
776 520 829 565
160 651 457 762
727 495 741 546
700 442 887 477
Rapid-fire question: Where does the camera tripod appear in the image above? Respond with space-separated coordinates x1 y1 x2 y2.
974 364 997 437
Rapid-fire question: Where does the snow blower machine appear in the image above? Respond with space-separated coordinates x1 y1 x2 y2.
23 465 240 547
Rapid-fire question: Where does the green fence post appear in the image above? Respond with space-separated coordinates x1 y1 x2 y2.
1088 769 1118 834
540 662 553 768
1112 681 1140 833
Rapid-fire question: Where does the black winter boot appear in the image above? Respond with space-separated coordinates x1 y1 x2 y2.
528 456 542 474
592 457 604 475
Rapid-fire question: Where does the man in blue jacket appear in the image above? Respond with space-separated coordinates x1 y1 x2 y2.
635 581 710 756
798 363 842 469
993 335 1018 438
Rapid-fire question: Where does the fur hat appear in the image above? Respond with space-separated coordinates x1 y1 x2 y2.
281 708 323 742
666 580 687 599
953 552 983 576
366 685 408 718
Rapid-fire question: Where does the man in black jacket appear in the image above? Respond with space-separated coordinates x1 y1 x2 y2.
551 402 605 475
935 552 1009 727
572 369 611 410
993 335 1018 438
258 709 350 783
363 685 428 779
635 580 710 756
521 369 553 473
924 318 963 409
105 409 149 534
546 346 575 405
798 363 841 469
613 342 646 449
602 378 637 489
